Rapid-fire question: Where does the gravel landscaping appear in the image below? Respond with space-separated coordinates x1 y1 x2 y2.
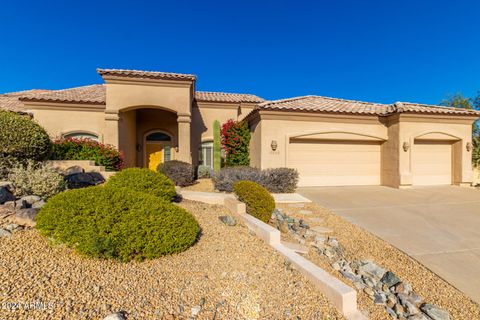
182 179 215 192
277 203 480 320
0 200 342 320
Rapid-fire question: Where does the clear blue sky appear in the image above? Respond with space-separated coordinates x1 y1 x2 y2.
1 0 479 105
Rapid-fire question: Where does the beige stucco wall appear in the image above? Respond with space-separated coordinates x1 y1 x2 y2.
27 103 106 141
254 112 388 169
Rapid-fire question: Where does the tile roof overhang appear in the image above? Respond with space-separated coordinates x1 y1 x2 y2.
97 68 197 82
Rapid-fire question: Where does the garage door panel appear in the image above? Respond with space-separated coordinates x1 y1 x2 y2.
413 141 452 185
288 140 381 187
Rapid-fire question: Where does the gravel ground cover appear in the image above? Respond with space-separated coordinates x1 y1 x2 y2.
278 203 480 320
182 179 215 192
0 200 342 320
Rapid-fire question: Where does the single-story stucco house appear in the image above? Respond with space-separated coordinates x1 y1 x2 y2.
1 68 479 188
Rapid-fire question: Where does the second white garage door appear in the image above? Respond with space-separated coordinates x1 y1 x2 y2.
412 140 453 185
287 140 382 187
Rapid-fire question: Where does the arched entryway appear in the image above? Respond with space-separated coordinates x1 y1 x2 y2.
144 130 173 170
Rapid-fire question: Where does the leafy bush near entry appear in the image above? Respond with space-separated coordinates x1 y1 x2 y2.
221 119 251 166
50 138 124 171
233 180 275 223
8 160 65 199
157 160 195 187
213 166 261 192
106 168 176 202
213 166 298 193
36 186 199 262
197 165 213 179
260 168 299 193
0 110 52 164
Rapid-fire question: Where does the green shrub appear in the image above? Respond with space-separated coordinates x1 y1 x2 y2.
233 180 275 223
157 160 195 187
0 110 52 164
51 138 124 171
8 160 65 199
36 186 199 262
106 168 176 202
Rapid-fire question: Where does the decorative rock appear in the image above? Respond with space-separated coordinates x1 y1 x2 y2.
0 186 15 204
298 219 309 229
404 300 420 315
394 303 405 315
358 261 386 280
218 215 236 226
408 292 423 306
20 195 42 207
362 275 377 288
374 293 386 305
65 165 84 175
363 287 374 296
3 201 15 210
11 208 38 227
420 304 450 320
103 312 127 320
340 270 360 282
191 305 201 317
0 181 14 191
386 307 397 318
331 260 342 271
407 313 431 320
395 282 412 295
381 271 401 287
65 172 105 189
0 228 12 238
15 199 27 209
31 200 46 209
353 280 366 290
5 224 19 231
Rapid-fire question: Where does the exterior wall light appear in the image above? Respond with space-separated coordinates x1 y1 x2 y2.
271 140 278 151
174 146 179 152
403 142 410 152
466 142 473 152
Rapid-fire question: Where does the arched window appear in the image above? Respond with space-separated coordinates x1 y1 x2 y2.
63 132 99 141
146 132 171 142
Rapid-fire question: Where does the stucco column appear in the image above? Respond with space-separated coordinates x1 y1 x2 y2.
177 113 192 163
104 110 120 148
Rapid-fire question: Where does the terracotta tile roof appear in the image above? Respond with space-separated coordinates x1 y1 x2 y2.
97 68 196 81
0 89 51 112
256 95 480 116
195 91 264 103
394 101 480 116
257 95 394 115
18 84 106 105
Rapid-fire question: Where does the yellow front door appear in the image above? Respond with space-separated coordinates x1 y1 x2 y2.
146 143 164 171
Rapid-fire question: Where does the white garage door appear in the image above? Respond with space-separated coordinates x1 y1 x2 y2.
413 141 452 185
287 140 382 187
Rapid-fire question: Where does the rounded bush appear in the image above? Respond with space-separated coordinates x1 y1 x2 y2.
106 168 176 202
233 180 275 223
197 165 213 179
157 160 195 187
0 110 52 162
36 186 199 262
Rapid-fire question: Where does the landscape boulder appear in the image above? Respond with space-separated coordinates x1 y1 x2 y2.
65 172 105 189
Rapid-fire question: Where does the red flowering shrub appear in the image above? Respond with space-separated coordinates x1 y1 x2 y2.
221 119 250 166
51 138 124 171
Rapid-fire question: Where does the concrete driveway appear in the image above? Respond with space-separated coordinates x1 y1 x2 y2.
298 185 480 303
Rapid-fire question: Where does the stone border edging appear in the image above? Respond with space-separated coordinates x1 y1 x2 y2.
224 198 366 320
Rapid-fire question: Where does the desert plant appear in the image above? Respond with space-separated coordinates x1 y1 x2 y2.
213 166 262 192
197 165 213 179
36 186 199 262
233 180 275 223
0 110 52 164
8 160 65 199
157 160 195 187
106 168 176 202
213 120 222 172
221 119 250 166
51 138 124 171
260 168 299 193
213 166 299 193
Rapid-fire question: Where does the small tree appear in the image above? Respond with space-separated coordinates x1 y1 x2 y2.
221 119 251 166
213 120 222 172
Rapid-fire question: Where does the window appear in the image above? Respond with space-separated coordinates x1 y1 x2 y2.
199 141 213 168
164 145 171 162
146 132 171 142
63 132 99 141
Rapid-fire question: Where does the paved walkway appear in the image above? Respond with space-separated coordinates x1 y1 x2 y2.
298 185 480 303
